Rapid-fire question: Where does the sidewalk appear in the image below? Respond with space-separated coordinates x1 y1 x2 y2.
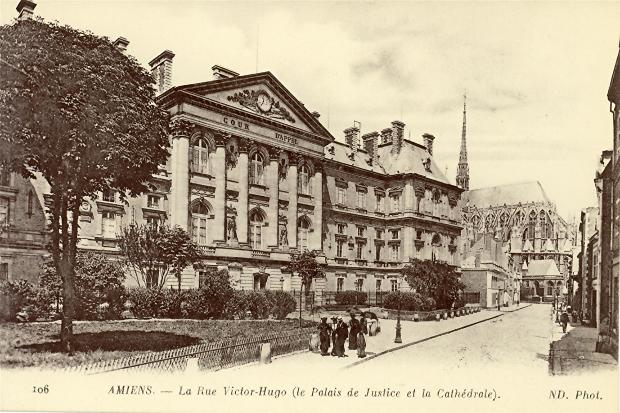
549 313 618 375
218 307 507 374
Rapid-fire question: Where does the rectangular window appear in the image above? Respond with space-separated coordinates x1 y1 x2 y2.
250 224 262 249
0 168 10 187
356 242 364 259
102 211 116 238
336 240 345 257
146 216 159 230
299 228 308 252
337 187 346 205
391 279 398 292
356 191 366 209
375 245 382 261
336 278 344 292
376 279 381 292
376 229 383 239
146 268 159 289
337 224 346 234
102 189 115 203
391 229 400 240
390 244 399 261
147 195 160 209
192 216 207 245
391 195 400 212
376 194 385 212
357 226 365 237
355 278 363 292
0 198 8 226
0 263 8 281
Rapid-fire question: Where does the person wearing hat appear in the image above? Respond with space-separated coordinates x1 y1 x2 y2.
348 312 361 350
317 316 333 356
335 316 349 357
330 316 339 356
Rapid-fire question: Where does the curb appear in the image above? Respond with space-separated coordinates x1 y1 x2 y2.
500 303 532 313
343 312 506 369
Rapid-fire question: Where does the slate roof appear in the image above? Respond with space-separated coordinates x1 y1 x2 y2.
463 181 552 208
526 259 560 276
324 139 451 184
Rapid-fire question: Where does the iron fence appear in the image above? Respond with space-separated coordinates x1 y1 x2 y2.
66 326 317 375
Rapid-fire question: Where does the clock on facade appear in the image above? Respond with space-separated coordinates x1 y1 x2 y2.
256 91 272 113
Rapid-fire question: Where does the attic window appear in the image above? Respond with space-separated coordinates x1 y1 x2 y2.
327 146 335 155
423 158 431 172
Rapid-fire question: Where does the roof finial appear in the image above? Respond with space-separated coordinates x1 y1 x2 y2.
456 91 470 190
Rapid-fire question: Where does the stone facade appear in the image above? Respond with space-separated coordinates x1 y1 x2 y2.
1 59 463 301
461 181 576 302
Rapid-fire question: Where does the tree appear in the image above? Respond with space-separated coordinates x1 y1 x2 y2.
287 251 326 326
118 224 203 291
41 251 126 320
402 258 465 309
0 19 170 351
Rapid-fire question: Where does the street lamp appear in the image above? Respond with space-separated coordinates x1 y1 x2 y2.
394 279 402 344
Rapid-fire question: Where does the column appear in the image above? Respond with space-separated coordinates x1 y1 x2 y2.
287 155 298 248
213 133 227 243
311 163 323 251
237 138 249 244
267 147 280 248
169 119 192 230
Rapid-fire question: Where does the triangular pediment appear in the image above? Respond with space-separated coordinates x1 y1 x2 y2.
175 72 332 141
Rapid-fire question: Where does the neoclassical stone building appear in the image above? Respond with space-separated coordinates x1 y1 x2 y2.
0 47 464 302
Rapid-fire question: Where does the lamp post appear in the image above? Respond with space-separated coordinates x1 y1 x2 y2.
394 279 402 344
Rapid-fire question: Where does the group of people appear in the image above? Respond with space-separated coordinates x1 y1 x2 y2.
317 313 368 358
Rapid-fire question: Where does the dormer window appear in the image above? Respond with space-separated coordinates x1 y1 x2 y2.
423 158 431 172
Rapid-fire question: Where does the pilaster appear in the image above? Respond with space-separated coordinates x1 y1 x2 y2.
311 162 323 251
267 147 280 248
213 132 228 243
287 155 299 248
237 138 250 244
169 119 193 230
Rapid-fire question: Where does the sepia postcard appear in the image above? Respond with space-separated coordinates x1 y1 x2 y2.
0 1 618 412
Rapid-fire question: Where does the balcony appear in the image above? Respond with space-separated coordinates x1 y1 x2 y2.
334 257 348 265
354 259 368 266
252 250 270 259
198 245 216 255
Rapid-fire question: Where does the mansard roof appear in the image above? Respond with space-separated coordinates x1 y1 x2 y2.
526 259 560 277
463 181 552 208
609 42 620 103
324 139 452 185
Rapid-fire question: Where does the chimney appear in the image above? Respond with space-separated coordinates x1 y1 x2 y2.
16 0 36 20
362 131 379 165
344 126 360 153
149 50 175 95
422 133 435 155
212 65 239 80
113 37 129 52
380 128 392 144
391 120 405 154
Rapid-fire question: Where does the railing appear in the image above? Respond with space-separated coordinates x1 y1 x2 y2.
322 291 388 307
66 327 316 375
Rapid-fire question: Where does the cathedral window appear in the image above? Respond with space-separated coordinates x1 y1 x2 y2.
249 152 265 185
528 211 536 240
191 138 210 175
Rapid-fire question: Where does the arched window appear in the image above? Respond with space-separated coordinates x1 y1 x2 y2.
249 209 265 249
546 281 554 296
539 211 548 239
528 211 536 240
297 217 310 251
191 200 209 245
250 152 264 185
298 164 310 195
191 138 210 174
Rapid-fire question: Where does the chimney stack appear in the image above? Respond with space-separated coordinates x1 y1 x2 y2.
149 50 175 95
380 128 392 144
113 37 129 52
391 120 405 154
344 126 360 153
422 133 435 155
212 65 239 80
362 131 379 165
16 0 36 20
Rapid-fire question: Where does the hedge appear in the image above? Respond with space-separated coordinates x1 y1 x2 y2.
334 290 368 305
0 280 54 322
382 292 436 311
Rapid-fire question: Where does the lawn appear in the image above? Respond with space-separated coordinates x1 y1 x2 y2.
0 319 317 369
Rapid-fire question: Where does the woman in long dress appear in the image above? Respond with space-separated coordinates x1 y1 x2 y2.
357 314 367 358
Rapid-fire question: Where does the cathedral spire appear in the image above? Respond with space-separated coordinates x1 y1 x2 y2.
456 92 470 190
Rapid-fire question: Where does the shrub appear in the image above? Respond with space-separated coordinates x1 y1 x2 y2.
334 290 367 305
127 288 163 318
243 291 272 319
382 291 435 312
0 280 53 321
197 269 234 318
41 252 126 320
266 290 297 320
223 290 248 319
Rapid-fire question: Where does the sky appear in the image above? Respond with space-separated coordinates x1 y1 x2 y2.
2 0 619 221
